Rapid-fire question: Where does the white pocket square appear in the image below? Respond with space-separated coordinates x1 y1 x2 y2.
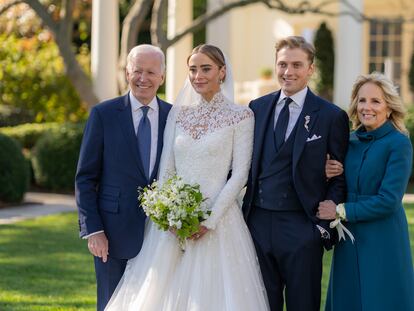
306 134 322 142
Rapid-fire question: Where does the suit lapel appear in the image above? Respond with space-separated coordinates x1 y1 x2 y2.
251 91 280 181
149 97 169 181
118 93 147 178
292 90 321 172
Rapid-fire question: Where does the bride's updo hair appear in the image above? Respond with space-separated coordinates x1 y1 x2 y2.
187 44 226 81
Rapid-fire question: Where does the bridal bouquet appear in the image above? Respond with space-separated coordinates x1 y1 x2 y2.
139 175 210 248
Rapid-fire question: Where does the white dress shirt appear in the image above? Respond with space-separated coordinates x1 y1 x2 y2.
274 87 308 141
129 92 159 176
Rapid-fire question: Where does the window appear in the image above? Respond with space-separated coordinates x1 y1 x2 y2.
369 19 402 85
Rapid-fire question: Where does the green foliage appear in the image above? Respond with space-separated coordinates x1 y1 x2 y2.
193 0 207 47
0 34 87 125
0 123 60 149
0 133 29 203
409 52 414 93
405 107 414 180
314 22 335 101
31 124 84 191
260 67 273 79
0 105 34 127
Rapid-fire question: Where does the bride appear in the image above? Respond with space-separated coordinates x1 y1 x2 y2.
105 44 269 310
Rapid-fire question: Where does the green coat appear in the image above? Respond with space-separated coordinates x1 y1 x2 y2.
326 121 414 311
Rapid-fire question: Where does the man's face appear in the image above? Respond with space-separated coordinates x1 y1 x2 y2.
275 47 314 96
126 52 164 105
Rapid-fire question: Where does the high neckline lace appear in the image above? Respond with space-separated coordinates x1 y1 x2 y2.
176 92 252 140
198 92 225 107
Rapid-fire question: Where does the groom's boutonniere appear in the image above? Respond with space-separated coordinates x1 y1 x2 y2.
304 115 310 132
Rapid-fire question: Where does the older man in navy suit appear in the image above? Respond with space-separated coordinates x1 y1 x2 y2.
242 36 349 311
75 44 171 311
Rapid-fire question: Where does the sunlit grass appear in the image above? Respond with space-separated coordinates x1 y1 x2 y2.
0 213 95 311
1 206 413 310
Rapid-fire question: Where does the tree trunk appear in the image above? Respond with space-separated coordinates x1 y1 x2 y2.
118 0 154 93
55 38 100 109
23 0 99 109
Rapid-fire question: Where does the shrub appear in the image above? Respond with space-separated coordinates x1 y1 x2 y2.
0 104 34 127
31 124 84 191
0 133 29 203
409 52 414 93
314 22 335 101
0 34 88 124
0 123 60 149
405 106 414 180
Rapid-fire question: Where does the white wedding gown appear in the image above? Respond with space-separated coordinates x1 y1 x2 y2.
105 92 269 311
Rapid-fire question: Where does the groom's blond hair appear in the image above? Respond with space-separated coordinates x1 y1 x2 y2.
275 36 315 64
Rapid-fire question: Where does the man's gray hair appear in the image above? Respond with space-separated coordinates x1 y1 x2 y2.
126 44 166 72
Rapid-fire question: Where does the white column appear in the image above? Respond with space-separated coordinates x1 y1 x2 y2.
166 0 193 103
334 0 363 108
91 0 119 101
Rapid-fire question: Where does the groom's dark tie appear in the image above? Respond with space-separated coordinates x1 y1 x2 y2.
274 97 293 151
137 106 151 180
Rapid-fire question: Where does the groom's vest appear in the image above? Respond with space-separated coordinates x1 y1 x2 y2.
253 107 303 211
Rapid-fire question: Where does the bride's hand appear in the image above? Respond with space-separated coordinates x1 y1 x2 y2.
169 227 177 236
191 225 209 240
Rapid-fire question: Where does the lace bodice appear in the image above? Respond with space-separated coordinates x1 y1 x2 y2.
158 92 254 230
176 92 253 140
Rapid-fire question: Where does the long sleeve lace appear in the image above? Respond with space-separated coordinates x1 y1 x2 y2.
202 114 254 229
171 92 254 230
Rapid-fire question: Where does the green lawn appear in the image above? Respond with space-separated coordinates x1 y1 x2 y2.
0 213 95 311
1 206 413 311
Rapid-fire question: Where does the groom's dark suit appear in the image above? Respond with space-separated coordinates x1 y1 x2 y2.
243 89 349 311
76 93 171 310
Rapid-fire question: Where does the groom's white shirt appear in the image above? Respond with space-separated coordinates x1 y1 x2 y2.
274 86 307 141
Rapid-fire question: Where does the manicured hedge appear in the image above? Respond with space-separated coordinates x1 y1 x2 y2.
0 133 29 203
0 123 59 149
31 124 84 191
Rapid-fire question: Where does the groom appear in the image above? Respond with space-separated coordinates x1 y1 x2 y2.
243 36 349 311
75 44 171 311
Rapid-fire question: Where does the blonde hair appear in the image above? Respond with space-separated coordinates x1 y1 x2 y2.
275 36 315 64
348 72 407 134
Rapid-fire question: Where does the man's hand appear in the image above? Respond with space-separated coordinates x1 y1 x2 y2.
317 200 337 220
325 154 343 179
88 232 109 263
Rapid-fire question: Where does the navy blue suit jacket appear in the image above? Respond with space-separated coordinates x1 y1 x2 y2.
76 93 172 259
242 89 349 249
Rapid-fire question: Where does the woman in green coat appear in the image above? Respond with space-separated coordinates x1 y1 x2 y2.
319 72 414 311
